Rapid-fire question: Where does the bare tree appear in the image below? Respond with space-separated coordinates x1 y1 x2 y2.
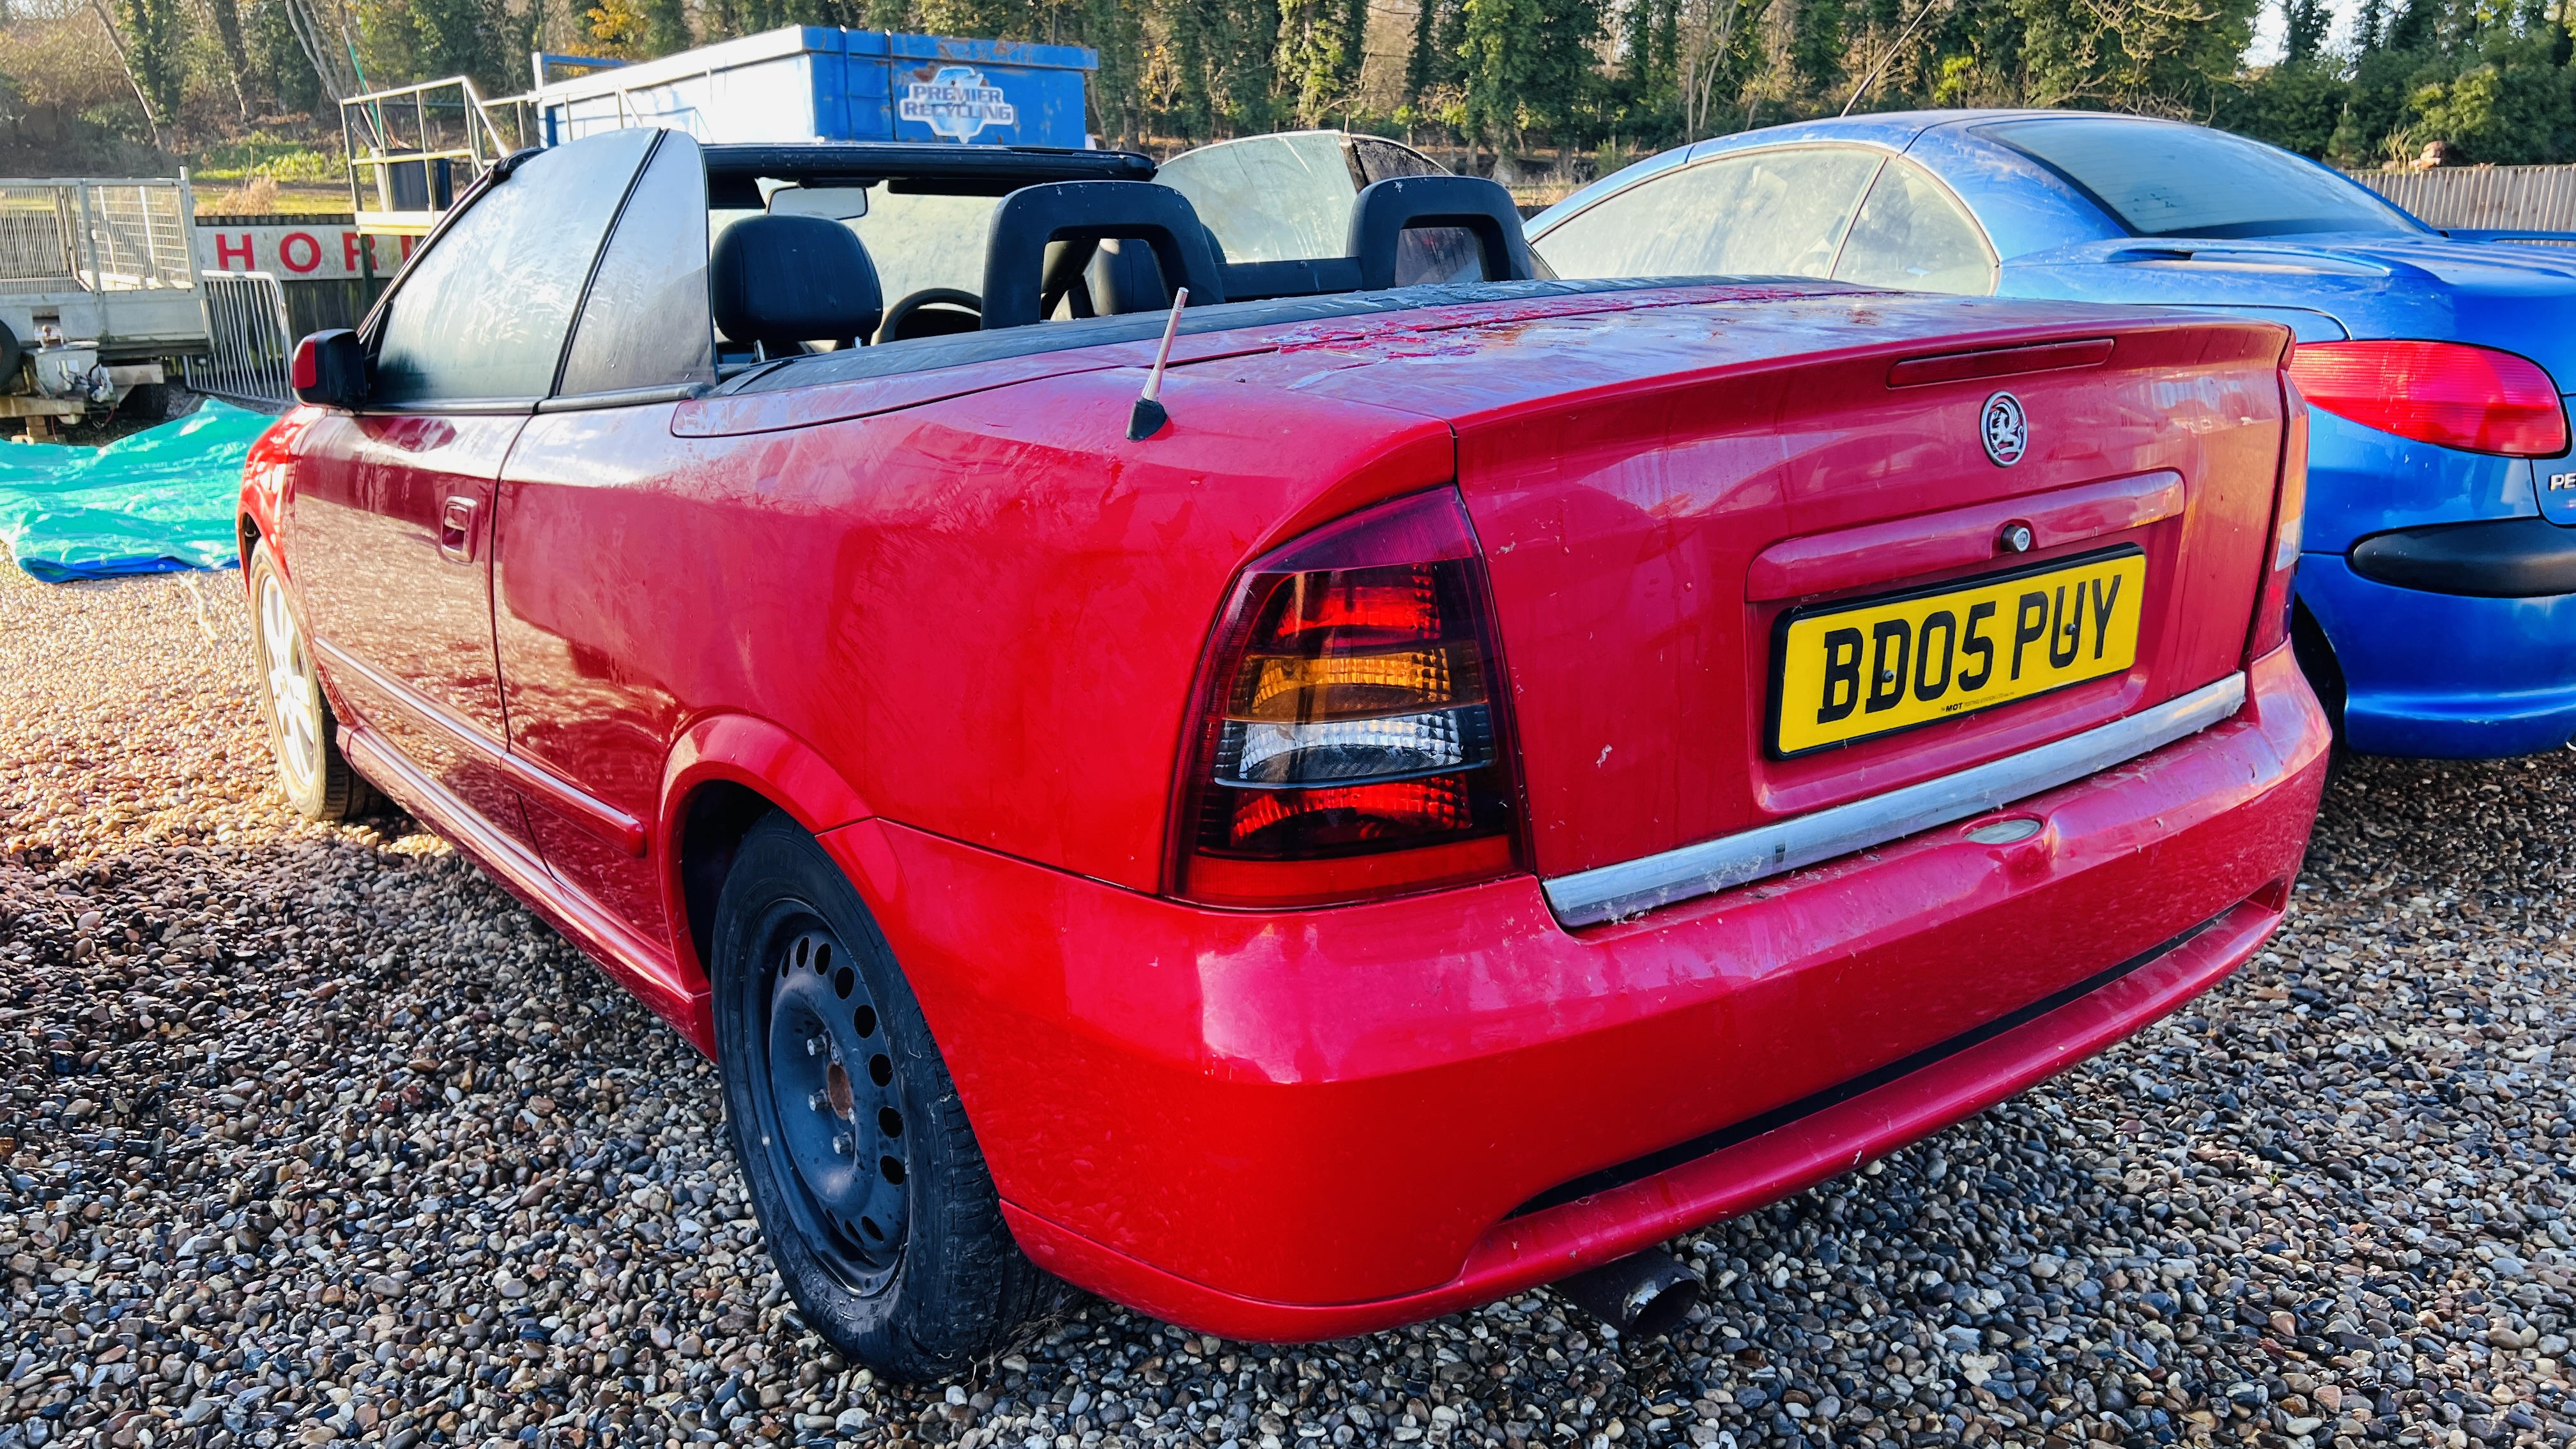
1842 0 1949 115
281 0 361 102
1677 0 1758 141
84 0 167 151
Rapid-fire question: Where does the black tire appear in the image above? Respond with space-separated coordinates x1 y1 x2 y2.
247 542 376 820
2288 600 2352 780
710 815 1045 1379
0 320 20 393
117 383 169 422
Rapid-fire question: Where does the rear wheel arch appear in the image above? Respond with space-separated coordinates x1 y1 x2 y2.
661 714 873 983
674 780 782 984
2288 597 2348 738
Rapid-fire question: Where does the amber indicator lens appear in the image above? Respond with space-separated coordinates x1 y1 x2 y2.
1227 643 1486 721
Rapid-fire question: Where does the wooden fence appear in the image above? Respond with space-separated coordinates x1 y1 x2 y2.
2342 165 2576 233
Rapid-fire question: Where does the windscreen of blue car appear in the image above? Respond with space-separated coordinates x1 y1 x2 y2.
1975 118 2423 239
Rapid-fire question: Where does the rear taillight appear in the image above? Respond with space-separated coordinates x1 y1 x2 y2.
1173 489 1522 908
2249 376 2309 660
2287 339 2568 456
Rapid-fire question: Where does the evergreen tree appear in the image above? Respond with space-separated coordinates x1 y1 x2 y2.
1276 0 1369 125
206 0 257 114
111 0 190 124
1078 0 1148 144
638 0 693 52
2382 0 2438 52
1460 0 1602 172
249 0 325 110
1404 0 1445 107
406 0 496 80
2283 0 2330 63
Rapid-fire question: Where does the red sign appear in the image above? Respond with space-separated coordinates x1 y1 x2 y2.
192 224 414 280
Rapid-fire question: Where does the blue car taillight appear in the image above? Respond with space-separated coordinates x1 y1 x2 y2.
2288 339 2568 457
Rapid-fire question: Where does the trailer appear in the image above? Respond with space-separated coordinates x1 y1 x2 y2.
0 177 204 433
528 27 1097 150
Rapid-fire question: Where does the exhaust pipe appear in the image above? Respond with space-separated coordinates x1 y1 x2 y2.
1550 1251 1703 1338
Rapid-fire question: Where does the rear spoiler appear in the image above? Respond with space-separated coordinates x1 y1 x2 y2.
2442 229 2576 246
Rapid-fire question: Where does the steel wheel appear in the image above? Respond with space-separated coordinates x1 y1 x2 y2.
710 815 1044 1377
259 569 324 798
754 913 910 1294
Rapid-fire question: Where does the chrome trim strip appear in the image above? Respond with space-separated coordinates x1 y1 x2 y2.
1542 673 2248 928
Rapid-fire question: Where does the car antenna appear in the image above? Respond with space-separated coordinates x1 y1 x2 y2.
1128 286 1189 441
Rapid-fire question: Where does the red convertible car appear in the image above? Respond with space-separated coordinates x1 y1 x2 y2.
240 128 2329 1376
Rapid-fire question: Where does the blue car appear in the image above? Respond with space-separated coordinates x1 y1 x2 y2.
1528 109 2576 759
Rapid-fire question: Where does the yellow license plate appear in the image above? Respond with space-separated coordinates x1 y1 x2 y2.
1770 546 2147 757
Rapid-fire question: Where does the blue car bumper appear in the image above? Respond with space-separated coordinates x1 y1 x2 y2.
2294 403 2576 759
2299 551 2576 758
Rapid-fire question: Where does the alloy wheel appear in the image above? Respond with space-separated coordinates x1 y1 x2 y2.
259 572 324 797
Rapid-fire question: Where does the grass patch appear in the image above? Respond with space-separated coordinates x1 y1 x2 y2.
190 134 342 185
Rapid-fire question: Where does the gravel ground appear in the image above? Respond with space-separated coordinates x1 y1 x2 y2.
4 567 2574 1449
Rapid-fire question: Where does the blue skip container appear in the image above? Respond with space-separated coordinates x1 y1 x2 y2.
533 26 1098 149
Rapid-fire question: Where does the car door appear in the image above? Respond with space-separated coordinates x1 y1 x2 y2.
285 128 659 841
1530 144 1887 280
493 130 717 954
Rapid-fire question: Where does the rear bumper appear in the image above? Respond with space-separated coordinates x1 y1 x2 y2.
1006 901 2278 1339
2299 551 2576 757
822 645 2328 1339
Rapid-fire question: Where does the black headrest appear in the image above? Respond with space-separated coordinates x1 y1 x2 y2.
1347 174 1533 291
981 181 1227 330
711 213 883 348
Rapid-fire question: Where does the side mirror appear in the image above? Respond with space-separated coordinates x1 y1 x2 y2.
291 330 368 409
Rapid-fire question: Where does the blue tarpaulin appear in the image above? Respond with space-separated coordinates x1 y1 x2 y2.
0 400 270 582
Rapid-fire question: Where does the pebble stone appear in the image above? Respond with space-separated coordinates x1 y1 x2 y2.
3 567 2573 1449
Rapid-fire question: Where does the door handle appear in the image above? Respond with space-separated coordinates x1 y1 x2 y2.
438 496 479 563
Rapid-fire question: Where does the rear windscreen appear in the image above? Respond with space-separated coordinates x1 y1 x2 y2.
1977 118 2423 239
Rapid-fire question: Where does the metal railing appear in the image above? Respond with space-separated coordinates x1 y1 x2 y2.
341 76 537 228
184 271 296 410
0 180 194 295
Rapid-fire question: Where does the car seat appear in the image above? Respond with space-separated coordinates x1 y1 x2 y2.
711 213 884 360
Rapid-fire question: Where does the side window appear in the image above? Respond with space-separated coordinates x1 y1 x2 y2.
1534 147 1885 280
1351 138 1446 183
560 133 716 395
1831 159 1998 296
1154 132 1358 263
371 128 655 406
